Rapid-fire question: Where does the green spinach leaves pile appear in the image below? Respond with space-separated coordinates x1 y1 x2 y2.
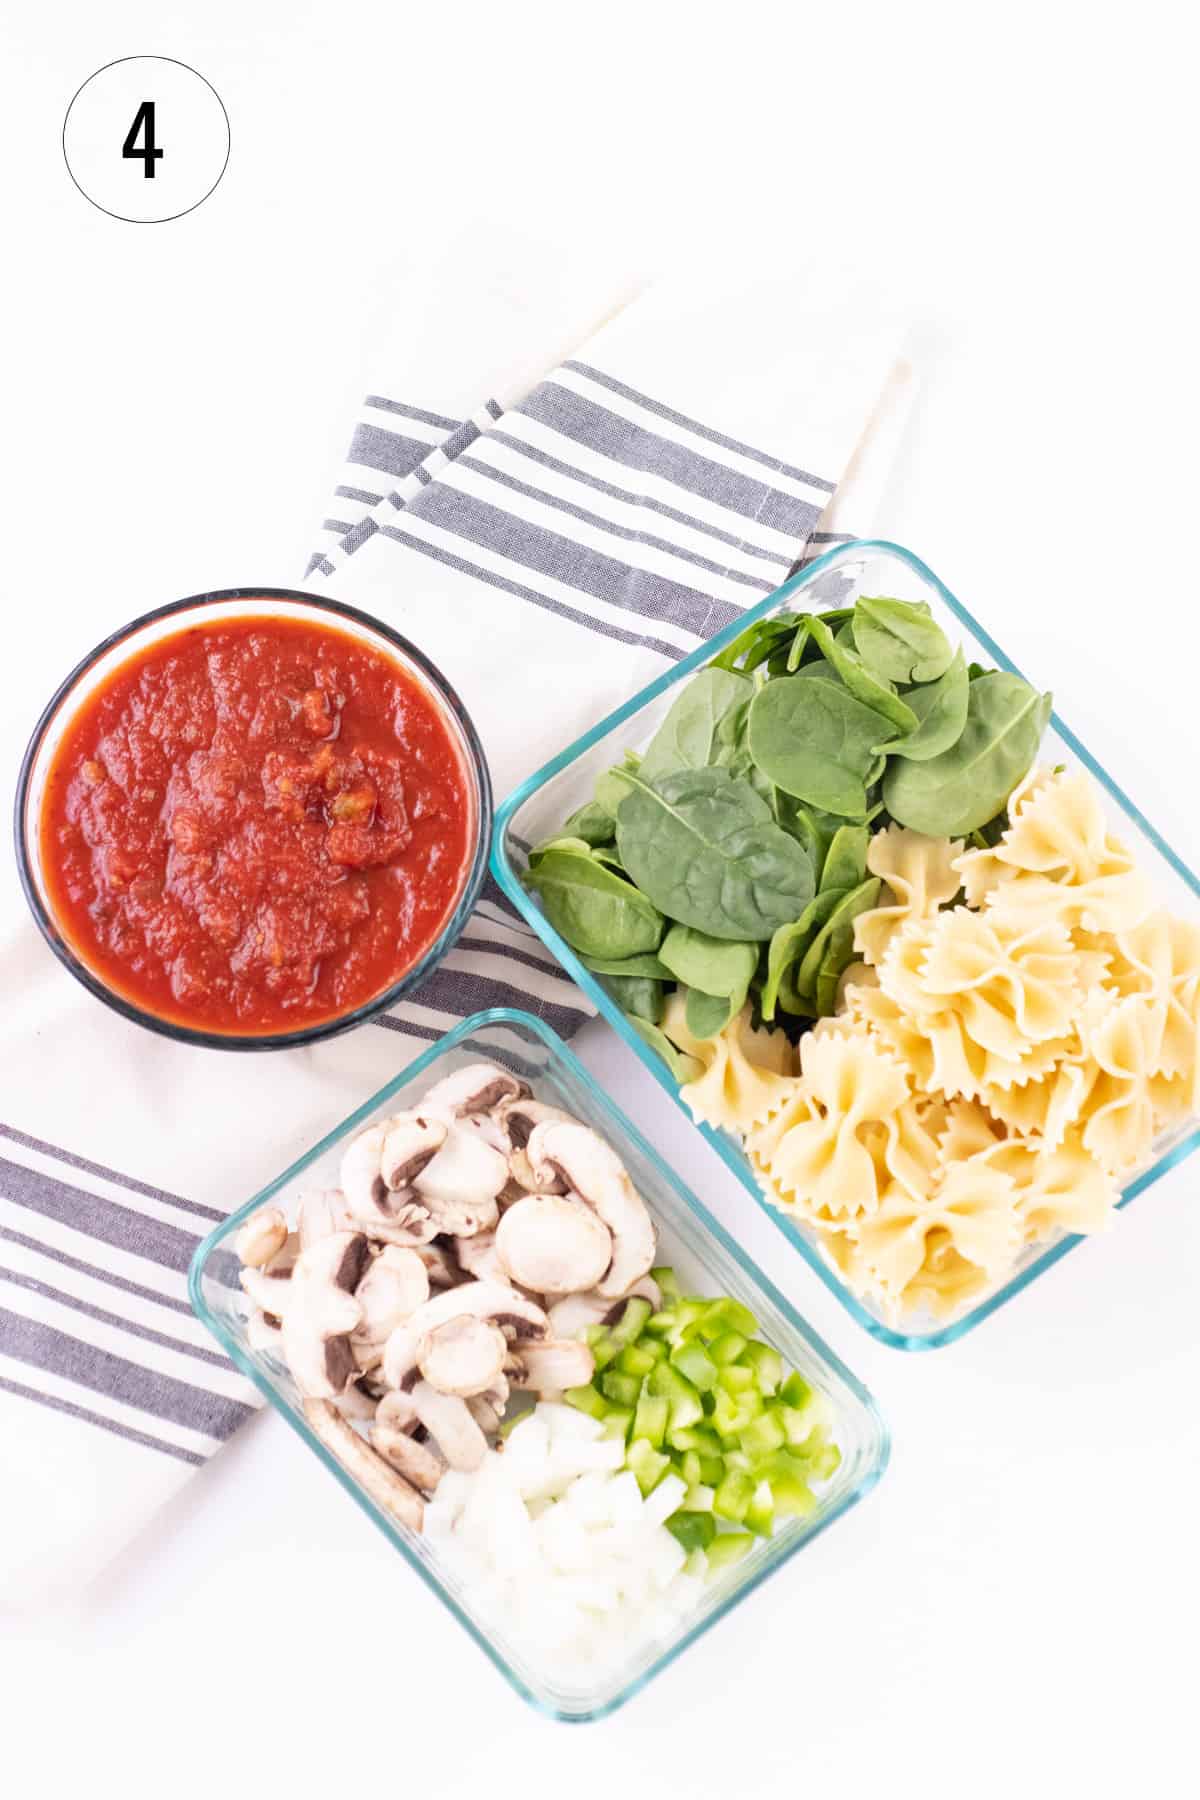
524 594 1051 1062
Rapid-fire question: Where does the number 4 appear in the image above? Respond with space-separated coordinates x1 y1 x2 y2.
122 101 163 178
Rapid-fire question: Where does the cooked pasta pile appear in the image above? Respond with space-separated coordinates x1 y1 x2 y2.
674 767 1199 1321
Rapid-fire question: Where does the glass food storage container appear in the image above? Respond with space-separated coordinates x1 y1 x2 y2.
189 1007 889 1721
492 539 1200 1351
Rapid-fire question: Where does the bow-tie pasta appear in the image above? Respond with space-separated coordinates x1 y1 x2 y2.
739 763 1197 1324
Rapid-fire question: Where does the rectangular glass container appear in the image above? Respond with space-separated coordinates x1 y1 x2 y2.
491 539 1200 1350
189 1007 889 1722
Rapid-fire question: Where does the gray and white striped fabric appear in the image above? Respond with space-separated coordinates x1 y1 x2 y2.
1 251 905 1593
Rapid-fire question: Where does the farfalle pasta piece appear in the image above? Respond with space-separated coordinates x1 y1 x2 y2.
852 826 964 968
666 996 797 1133
917 911 1082 1055
845 1161 1023 1316
936 1096 1006 1162
747 1030 909 1224
981 1056 1088 1149
1110 911 1200 1087
955 767 1152 935
1075 992 1165 1173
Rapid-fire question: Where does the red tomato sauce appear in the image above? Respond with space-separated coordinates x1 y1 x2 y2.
40 613 474 1035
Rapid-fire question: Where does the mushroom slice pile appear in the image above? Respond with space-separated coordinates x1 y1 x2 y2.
526 1122 657 1298
234 1061 660 1531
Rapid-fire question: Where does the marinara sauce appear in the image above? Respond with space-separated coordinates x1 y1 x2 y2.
39 613 474 1035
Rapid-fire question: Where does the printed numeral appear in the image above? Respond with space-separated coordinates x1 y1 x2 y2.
122 101 163 178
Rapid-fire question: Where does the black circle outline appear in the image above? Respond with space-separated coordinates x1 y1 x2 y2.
62 55 231 224
13 587 494 1053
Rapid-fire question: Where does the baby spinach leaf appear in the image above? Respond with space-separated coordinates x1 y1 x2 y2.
747 673 898 817
615 767 815 941
785 620 810 672
591 845 627 874
685 985 741 1038
523 845 664 959
639 668 753 782
794 878 881 998
776 798 841 885
805 614 919 737
594 751 642 817
560 800 615 846
761 887 849 1020
821 823 870 893
709 613 796 674
527 834 594 865
628 1015 704 1084
815 921 857 1016
883 647 969 762
883 672 1051 836
659 925 757 1000
597 972 664 1024
853 596 954 685
581 950 674 980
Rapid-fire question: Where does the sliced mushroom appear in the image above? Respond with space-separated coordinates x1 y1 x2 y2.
408 1381 488 1471
466 1395 502 1436
413 1239 463 1290
421 1062 530 1117
417 1314 507 1397
297 1188 355 1250
370 1422 446 1493
236 1206 289 1268
411 1124 508 1237
454 1229 506 1284
239 1262 296 1321
495 1193 612 1295
514 1338 596 1395
382 1279 550 1391
303 1399 423 1530
246 1310 283 1355
350 1246 430 1371
380 1112 448 1190
334 1378 380 1422
526 1122 656 1299
281 1232 369 1399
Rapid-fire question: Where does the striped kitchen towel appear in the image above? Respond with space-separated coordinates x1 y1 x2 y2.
0 233 911 1599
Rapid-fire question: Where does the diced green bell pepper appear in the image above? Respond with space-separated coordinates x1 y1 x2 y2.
704 1529 754 1573
739 1340 784 1396
651 1265 681 1300
671 1341 718 1392
708 1330 749 1367
617 1343 658 1379
611 1295 652 1345
632 1392 669 1449
601 1404 633 1442
745 1478 775 1539
600 1370 642 1408
626 1437 671 1496
713 1468 755 1523
739 1409 786 1460
564 1383 608 1420
666 1510 716 1553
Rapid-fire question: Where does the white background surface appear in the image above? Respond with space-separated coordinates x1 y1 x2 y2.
3 2 1198 1795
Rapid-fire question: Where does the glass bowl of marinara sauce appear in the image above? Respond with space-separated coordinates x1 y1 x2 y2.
15 588 492 1049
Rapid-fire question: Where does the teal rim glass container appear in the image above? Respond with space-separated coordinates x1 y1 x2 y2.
188 1007 889 1723
491 539 1200 1352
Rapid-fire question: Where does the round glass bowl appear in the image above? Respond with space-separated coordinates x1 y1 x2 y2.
14 587 493 1051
